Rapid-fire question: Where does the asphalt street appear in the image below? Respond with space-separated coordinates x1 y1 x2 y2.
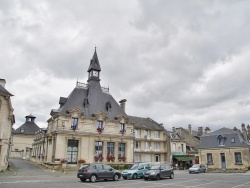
0 159 250 188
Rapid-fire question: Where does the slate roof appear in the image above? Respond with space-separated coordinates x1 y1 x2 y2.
54 82 127 120
87 48 101 72
52 50 126 120
0 83 13 96
13 115 40 135
128 116 165 130
199 127 250 149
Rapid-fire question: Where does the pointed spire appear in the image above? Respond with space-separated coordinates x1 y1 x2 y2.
87 47 101 72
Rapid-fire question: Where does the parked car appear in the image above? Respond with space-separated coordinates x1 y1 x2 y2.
143 164 174 180
189 164 206 173
77 163 121 183
121 162 152 179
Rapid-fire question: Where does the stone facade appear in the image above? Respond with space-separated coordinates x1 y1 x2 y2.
199 127 250 171
132 117 168 163
0 79 15 172
199 147 250 171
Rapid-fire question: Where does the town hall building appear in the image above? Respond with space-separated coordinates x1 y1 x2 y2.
31 49 168 167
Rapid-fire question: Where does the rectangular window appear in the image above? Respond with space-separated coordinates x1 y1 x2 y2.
134 154 141 162
118 143 126 157
173 143 176 152
154 142 160 150
135 141 141 149
97 121 103 130
154 131 160 138
231 138 235 143
145 130 150 139
120 123 126 133
207 153 213 164
145 142 151 150
145 154 151 162
135 129 141 138
71 118 78 130
107 142 115 155
181 144 184 152
234 152 242 164
95 141 103 157
218 137 225 146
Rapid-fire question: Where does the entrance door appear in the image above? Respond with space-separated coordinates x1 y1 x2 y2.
220 153 226 169
155 154 160 164
67 140 78 164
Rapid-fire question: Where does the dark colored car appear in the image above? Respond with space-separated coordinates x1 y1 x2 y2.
77 163 121 183
189 164 206 173
143 164 174 180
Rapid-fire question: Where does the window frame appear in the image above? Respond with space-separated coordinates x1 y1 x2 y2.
207 153 214 164
234 152 242 164
71 118 78 130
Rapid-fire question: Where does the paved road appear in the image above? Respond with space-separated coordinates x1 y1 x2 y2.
1 159 250 188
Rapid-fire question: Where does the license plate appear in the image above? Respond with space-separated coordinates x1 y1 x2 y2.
144 175 148 177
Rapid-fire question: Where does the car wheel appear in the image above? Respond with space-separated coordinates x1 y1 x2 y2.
189 171 191 174
170 173 174 179
123 177 127 179
156 174 160 180
80 178 86 182
132 173 137 179
204 169 206 173
144 178 148 180
113 174 119 181
90 175 97 183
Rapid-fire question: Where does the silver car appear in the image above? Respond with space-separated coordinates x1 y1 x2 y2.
189 164 206 174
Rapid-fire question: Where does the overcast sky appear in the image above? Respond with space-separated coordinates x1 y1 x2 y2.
2 0 250 132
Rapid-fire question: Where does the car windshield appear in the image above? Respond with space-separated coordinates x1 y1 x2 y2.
130 164 139 170
80 164 89 170
150 165 160 170
191 164 200 168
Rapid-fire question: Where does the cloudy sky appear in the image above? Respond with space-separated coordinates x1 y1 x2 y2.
2 0 250 132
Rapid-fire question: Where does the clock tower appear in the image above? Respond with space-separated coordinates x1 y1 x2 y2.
87 48 101 82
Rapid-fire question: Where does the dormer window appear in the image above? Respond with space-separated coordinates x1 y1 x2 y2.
217 135 226 146
231 138 235 143
120 123 126 134
97 121 104 133
71 118 78 131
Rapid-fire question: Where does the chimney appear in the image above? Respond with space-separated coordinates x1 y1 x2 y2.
198 127 203 136
0 79 6 88
241 123 247 141
119 99 127 112
233 127 238 132
172 127 176 133
247 125 250 139
204 127 211 135
188 124 192 135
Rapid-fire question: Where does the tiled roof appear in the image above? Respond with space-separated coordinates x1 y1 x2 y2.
128 116 165 131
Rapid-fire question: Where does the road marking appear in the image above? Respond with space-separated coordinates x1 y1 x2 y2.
231 182 250 188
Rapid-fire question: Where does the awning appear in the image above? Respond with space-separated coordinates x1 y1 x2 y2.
174 155 195 161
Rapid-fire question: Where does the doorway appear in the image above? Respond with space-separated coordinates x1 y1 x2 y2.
220 153 226 169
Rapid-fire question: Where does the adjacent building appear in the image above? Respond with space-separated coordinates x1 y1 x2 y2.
130 116 169 163
0 79 15 172
11 114 40 159
175 125 209 165
199 125 250 171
